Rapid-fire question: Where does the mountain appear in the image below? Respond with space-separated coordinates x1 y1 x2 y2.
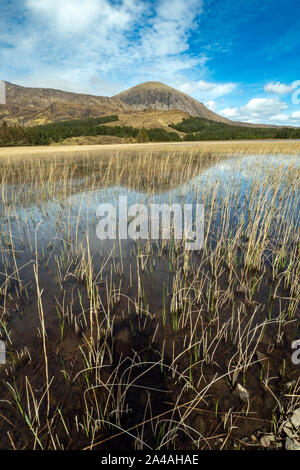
0 81 131 126
114 81 288 129
114 81 232 123
0 80 288 129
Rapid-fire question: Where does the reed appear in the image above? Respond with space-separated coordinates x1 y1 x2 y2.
0 141 299 450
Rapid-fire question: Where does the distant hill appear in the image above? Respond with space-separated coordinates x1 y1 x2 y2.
0 80 294 129
115 81 287 129
0 81 131 126
114 81 232 123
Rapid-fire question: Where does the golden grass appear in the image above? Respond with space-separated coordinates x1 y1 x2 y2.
102 109 189 132
0 139 299 160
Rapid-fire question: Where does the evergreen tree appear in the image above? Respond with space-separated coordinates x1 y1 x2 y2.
136 128 150 143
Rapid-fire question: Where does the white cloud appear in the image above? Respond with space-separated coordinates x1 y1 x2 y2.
220 97 289 123
26 0 135 36
140 0 203 58
8 0 205 94
179 80 237 100
156 0 202 21
17 71 124 96
264 81 294 94
204 100 217 112
245 97 288 114
290 111 300 119
269 114 290 122
220 107 239 118
218 96 300 126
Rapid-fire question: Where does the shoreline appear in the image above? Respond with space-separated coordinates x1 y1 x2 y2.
0 139 300 158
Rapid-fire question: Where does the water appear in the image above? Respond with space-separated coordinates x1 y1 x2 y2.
0 150 299 450
0 151 299 325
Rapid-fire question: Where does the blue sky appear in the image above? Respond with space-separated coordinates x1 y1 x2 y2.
1 0 300 125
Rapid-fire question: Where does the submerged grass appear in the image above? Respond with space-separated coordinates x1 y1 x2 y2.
0 141 299 450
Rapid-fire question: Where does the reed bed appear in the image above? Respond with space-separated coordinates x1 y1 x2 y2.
0 142 299 450
0 139 300 160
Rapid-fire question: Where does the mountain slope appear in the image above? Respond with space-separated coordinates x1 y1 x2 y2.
103 109 189 132
114 81 287 128
0 82 131 126
114 81 233 123
0 80 291 129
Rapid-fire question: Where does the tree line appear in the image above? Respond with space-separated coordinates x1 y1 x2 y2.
0 115 119 146
1 115 300 147
170 117 300 140
0 117 181 146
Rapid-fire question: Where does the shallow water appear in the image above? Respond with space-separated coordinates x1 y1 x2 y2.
0 153 299 286
0 150 299 450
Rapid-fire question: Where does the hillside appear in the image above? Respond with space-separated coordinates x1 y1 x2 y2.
0 80 295 130
114 81 232 123
0 81 131 126
2 113 300 148
103 109 189 132
170 116 299 140
115 82 287 129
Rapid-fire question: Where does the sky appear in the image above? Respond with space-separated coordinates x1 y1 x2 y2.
1 0 300 125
